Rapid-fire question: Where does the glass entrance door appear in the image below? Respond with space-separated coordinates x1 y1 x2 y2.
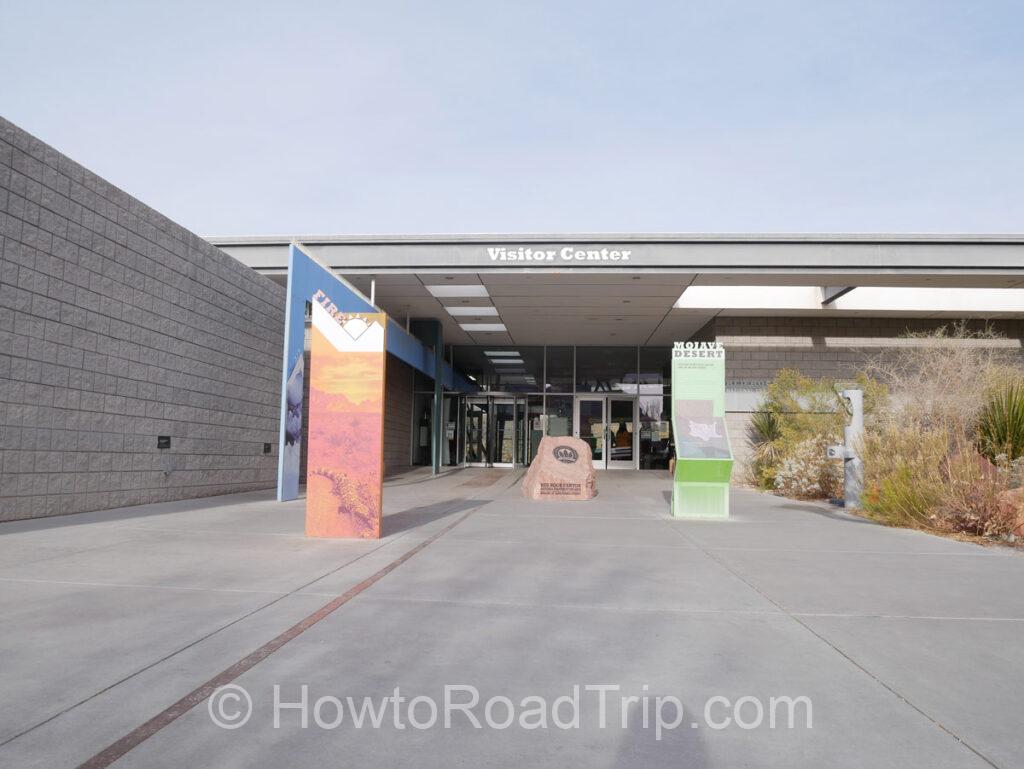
465 399 489 466
607 398 637 469
492 399 516 466
574 396 637 470
574 397 606 469
464 395 525 467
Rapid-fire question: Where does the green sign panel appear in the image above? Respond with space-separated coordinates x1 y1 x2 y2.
671 342 733 518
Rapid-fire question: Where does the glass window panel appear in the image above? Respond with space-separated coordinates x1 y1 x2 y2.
575 346 638 394
493 400 516 463
544 346 574 393
639 395 673 469
412 393 433 465
577 398 605 462
451 346 543 392
608 398 634 463
515 398 527 465
527 395 544 463
639 347 672 391
442 395 462 466
544 395 573 438
465 399 489 463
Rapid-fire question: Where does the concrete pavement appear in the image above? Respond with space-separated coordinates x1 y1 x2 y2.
0 469 1021 768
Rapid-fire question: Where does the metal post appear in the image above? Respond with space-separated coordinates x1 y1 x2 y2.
840 389 864 508
432 320 443 475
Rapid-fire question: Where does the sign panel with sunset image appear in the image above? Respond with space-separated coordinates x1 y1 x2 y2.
306 305 387 538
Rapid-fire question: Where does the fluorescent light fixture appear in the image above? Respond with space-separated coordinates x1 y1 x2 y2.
445 306 499 316
675 285 1024 313
491 358 524 364
426 285 489 298
831 287 1024 313
460 323 507 332
675 286 822 309
484 350 519 357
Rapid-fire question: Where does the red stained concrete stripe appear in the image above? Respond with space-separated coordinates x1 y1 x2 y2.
76 504 480 769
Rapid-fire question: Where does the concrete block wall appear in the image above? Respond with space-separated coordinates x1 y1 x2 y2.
382 354 414 476
0 117 285 521
717 316 1024 382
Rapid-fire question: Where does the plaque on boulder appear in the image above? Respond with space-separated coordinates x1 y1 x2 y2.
522 436 597 501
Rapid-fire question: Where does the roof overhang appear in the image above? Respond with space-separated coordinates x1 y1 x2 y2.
208 234 1024 346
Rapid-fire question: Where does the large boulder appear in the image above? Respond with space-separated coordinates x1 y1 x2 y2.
522 436 597 501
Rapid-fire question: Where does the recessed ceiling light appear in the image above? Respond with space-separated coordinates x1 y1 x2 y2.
484 351 519 357
446 306 499 316
491 359 524 364
427 285 489 298
460 323 506 332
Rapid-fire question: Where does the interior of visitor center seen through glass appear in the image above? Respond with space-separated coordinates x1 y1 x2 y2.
413 346 675 470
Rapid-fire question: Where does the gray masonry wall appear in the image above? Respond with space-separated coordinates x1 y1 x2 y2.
718 316 1024 382
383 355 414 476
0 117 285 521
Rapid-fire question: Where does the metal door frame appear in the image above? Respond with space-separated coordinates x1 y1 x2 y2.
490 397 516 467
464 397 490 467
463 394 526 467
574 395 638 470
573 395 608 470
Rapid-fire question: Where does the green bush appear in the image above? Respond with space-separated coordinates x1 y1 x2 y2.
978 380 1024 462
747 369 884 498
762 369 845 448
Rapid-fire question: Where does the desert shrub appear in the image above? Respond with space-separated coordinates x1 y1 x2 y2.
936 451 1008 535
747 369 883 498
977 380 1024 462
773 435 843 500
860 424 948 527
858 323 1024 537
747 409 782 489
862 321 1022 436
761 369 845 446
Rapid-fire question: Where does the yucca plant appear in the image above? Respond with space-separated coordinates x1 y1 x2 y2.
749 409 782 460
748 409 783 488
977 380 1024 462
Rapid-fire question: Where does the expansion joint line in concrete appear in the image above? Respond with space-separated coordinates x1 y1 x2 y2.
659 520 1004 769
66 495 491 769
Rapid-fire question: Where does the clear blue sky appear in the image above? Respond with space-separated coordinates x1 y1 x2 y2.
1 0 1022 235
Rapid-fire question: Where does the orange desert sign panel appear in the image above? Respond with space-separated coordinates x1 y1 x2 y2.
306 304 387 538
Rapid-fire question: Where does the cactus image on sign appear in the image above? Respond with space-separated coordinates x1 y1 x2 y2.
670 342 733 518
